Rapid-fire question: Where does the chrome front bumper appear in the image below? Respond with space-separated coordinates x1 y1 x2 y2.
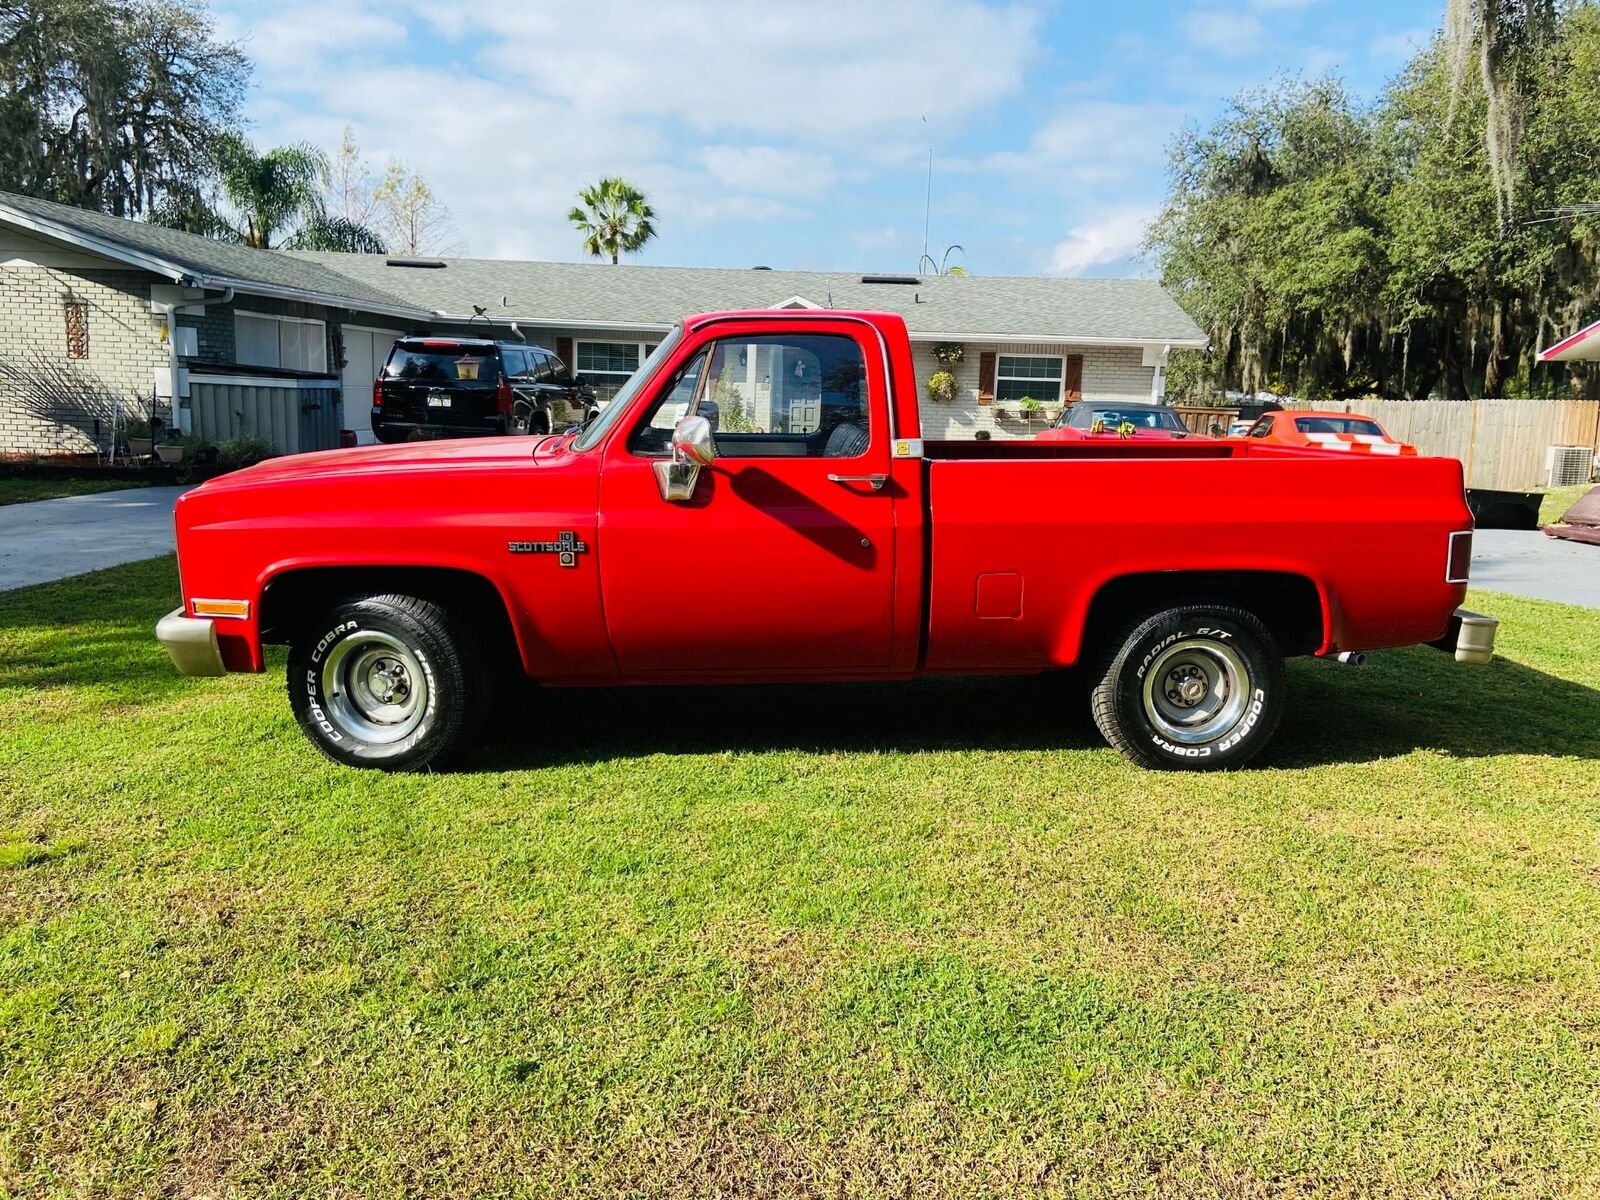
155 608 227 677
1432 607 1499 665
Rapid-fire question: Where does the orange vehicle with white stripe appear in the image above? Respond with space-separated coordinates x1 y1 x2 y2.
1239 410 1417 456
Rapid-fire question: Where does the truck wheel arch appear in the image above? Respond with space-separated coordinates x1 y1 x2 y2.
257 565 526 671
1080 570 1329 661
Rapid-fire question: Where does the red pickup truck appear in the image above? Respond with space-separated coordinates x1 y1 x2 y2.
157 310 1496 771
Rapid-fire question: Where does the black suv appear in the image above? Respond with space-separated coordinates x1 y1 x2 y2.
372 337 597 443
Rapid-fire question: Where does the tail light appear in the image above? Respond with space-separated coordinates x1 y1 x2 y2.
1446 530 1472 584
371 376 382 411
497 379 513 416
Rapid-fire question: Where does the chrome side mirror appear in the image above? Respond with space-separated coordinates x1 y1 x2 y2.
673 414 717 466
653 414 717 502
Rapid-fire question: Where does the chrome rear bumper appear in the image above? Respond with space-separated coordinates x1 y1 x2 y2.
155 607 227 677
1431 607 1499 665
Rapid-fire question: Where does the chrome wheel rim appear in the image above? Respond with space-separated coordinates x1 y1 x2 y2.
1141 638 1250 744
321 632 428 744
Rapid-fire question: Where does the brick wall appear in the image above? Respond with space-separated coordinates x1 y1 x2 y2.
911 341 1155 440
176 304 234 362
0 265 167 455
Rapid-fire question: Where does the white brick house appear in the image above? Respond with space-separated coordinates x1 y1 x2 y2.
1 190 1206 454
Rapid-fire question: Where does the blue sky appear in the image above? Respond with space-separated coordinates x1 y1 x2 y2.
214 0 1442 277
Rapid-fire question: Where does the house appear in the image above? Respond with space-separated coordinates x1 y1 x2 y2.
0 189 1206 455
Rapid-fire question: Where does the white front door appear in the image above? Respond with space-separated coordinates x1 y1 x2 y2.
341 326 402 444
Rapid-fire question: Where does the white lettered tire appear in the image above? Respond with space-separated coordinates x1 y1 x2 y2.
1091 604 1284 770
288 594 488 771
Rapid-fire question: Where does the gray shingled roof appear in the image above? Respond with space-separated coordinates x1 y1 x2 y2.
0 191 429 316
0 189 1205 345
291 253 1207 345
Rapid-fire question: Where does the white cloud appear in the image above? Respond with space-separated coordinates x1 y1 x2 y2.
438 0 1039 138
967 100 1190 191
214 0 1043 263
1182 9 1267 56
701 146 837 194
215 2 408 85
1048 205 1158 276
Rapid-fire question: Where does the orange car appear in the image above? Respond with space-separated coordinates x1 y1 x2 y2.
1240 410 1416 456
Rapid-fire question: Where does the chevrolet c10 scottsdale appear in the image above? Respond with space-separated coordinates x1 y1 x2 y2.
157 310 1497 771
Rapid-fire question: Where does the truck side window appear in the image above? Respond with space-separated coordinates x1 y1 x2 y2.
629 334 868 458
631 349 709 456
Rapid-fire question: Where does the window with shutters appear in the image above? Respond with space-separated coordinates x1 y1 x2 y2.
994 355 1063 404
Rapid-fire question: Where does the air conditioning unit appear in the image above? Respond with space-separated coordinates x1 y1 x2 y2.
1547 444 1593 489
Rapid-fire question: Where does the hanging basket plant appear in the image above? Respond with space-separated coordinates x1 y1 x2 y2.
926 370 960 404
932 342 966 366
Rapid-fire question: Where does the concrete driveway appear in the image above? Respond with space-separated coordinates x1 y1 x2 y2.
0 486 190 592
1472 528 1600 608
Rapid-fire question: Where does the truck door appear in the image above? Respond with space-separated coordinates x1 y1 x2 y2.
597 322 897 675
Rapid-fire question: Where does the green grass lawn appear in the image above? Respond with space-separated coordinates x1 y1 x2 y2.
2 557 1598 1198
1539 481 1595 525
0 477 155 506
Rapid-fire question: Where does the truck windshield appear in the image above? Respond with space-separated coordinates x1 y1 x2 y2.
1069 407 1185 432
573 326 683 451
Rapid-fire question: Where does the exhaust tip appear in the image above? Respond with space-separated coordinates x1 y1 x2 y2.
1335 651 1367 667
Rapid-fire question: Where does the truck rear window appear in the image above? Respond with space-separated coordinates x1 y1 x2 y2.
383 347 500 385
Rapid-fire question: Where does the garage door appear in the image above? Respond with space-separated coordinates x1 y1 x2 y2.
342 326 402 444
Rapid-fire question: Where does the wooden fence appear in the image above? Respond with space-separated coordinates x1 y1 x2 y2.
1295 399 1600 490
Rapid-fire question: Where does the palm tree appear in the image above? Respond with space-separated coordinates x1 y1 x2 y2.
149 134 386 252
567 177 657 264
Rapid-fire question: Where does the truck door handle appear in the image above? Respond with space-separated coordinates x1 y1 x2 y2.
827 473 888 491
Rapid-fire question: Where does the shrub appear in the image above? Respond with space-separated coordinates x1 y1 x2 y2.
216 435 273 466
926 370 960 403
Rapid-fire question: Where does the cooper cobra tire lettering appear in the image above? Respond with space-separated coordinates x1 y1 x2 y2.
310 620 357 665
1092 605 1284 771
287 595 490 772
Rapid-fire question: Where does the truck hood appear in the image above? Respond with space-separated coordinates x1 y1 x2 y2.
198 435 568 489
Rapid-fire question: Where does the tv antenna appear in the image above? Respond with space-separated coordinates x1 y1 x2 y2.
921 116 933 269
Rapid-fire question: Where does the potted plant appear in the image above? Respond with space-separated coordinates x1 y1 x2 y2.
125 418 155 458
932 342 965 366
1018 396 1043 419
155 433 185 464
926 370 960 404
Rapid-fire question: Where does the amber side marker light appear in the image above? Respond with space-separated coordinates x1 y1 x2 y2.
191 598 250 619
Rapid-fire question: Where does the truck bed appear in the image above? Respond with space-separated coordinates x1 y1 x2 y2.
920 441 1472 672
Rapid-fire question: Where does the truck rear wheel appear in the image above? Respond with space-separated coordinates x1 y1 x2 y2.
1091 604 1283 770
287 594 489 771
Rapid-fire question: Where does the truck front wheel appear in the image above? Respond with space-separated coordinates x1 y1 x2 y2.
1091 604 1283 770
287 594 489 771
